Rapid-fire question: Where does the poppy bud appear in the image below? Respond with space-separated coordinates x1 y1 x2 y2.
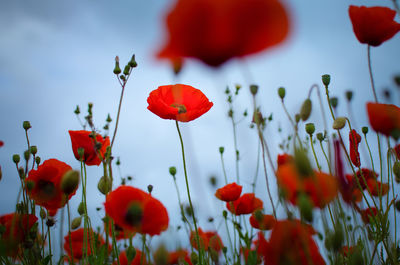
26 180 34 191
219 146 225 154
300 99 312 121
125 203 143 226
24 149 31 161
223 210 228 219
98 176 112 195
169 166 177 177
316 132 325 141
46 217 55 227
332 117 347 130
35 156 41 166
395 200 400 212
77 148 85 160
295 114 301 123
322 74 331 87
128 54 138 68
106 114 112 123
209 176 217 187
278 87 286 99
61 170 80 195
113 56 121 74
40 208 46 219
23 121 32 130
297 194 313 222
120 75 126 81
30 146 38 155
123 65 130 75
305 123 315 135
250 84 258 95
345 90 353 102
393 161 400 183
330 97 338 108
147 184 153 194
208 217 214 222
71 217 82 230
74 105 80 115
12 154 20 164
78 202 85 215
126 246 136 262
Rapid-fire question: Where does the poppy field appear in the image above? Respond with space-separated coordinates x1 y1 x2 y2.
1 0 400 265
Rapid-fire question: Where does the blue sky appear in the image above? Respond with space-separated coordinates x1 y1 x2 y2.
1 0 400 252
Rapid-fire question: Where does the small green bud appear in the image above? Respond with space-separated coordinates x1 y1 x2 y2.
113 56 121 74
123 65 130 75
12 154 20 164
24 149 31 161
30 146 38 155
222 246 228 254
332 117 347 130
393 161 400 183
74 105 80 115
278 87 286 99
219 146 224 154
78 202 85 215
297 193 313 222
46 217 55 227
77 148 85 160
322 74 331 87
393 75 400 87
128 54 138 68
106 114 112 123
222 210 228 219
294 149 313 177
209 176 217 187
120 75 126 81
40 208 46 219
345 90 353 102
61 170 80 194
23 121 31 130
116 157 120 166
169 166 177 177
35 156 41 166
295 114 301 123
316 132 324 141
147 184 153 193
330 97 338 108
300 99 312 121
305 123 315 135
26 180 34 191
208 217 214 222
125 203 143 226
126 246 136 262
362 126 368 134
250 84 258 95
395 200 400 212
98 176 112 195
71 217 82 230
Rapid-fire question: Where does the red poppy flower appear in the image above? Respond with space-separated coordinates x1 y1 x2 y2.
0 140 4 147
215 182 242 202
303 172 338 208
360 207 378 224
190 228 223 252
349 129 361 167
349 5 400 47
249 211 276 230
394 144 400 159
105 218 136 240
366 179 389 196
25 159 76 214
167 249 192 265
64 228 108 261
262 219 325 265
0 213 38 257
366 102 400 137
113 249 145 265
69 130 110 166
104 185 169 236
158 0 290 67
147 84 213 122
277 153 293 166
276 163 302 204
226 193 263 215
347 168 378 190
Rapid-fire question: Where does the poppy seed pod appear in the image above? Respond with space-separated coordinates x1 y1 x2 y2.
23 121 31 130
71 217 82 230
12 154 20 164
362 126 369 134
78 202 85 215
169 166 177 177
316 132 325 141
305 123 315 135
332 117 347 130
30 146 38 155
330 97 338 108
300 99 312 121
35 156 41 165
61 170 80 195
98 176 112 195
250 84 258 95
322 74 331 87
278 87 286 99
345 90 353 101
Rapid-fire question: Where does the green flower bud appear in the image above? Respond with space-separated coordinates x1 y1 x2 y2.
24 149 31 161
295 114 301 123
209 176 217 187
26 180 34 191
305 123 315 135
71 217 82 230
300 99 312 121
12 154 20 164
297 194 313 223
393 161 400 183
77 148 85 160
35 156 41 166
219 146 225 154
120 75 126 81
126 246 136 262
169 166 177 177
316 132 324 141
123 65 130 75
322 74 331 87
345 90 353 102
113 56 121 74
128 54 138 68
294 149 313 177
147 184 153 194
23 121 31 130
332 117 347 130
278 87 286 99
106 114 112 123
61 170 80 195
125 203 143 226
362 126 368 134
98 176 112 195
330 97 338 108
40 208 46 219
223 210 228 219
78 202 85 215
250 84 258 95
74 105 80 115
30 146 38 155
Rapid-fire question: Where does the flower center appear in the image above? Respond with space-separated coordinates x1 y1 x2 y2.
37 180 56 200
170 103 187 114
125 203 143 226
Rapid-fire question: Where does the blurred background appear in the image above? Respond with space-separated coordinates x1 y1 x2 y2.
1 0 400 252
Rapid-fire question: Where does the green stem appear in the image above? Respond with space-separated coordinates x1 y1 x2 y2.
309 136 321 171
111 220 121 265
220 152 228 185
367 45 378 103
47 224 53 265
319 140 332 174
67 202 75 265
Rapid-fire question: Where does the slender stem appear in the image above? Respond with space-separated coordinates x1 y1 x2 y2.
392 0 400 15
230 117 240 183
59 207 65 257
175 121 202 263
319 140 332 174
67 202 74 265
111 83 126 149
309 136 321 171
220 152 228 185
47 225 53 265
367 45 378 103
141 235 146 265
111 220 121 265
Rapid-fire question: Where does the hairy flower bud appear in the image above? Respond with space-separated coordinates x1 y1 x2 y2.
305 123 315 135
113 56 121 74
169 166 177 177
98 176 112 195
300 99 312 121
61 170 80 195
322 74 331 87
71 217 82 230
23 121 32 130
250 84 258 95
332 117 347 130
345 90 353 102
12 154 20 164
30 146 38 155
278 87 286 99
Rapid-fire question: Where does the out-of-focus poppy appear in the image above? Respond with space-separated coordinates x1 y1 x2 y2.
226 193 263 215
277 153 293 166
0 140 3 147
366 179 389 196
104 186 169 236
147 84 213 122
190 228 223 252
346 168 378 190
349 129 361 167
157 0 290 67
104 218 136 240
349 5 400 47
0 213 38 257
113 249 144 265
394 144 400 159
69 130 110 166
261 219 325 265
360 207 378 224
249 211 276 230
167 249 192 265
25 159 76 214
63 228 108 261
366 102 400 137
215 182 242 202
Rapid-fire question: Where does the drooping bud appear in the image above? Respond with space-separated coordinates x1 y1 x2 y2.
219 146 225 154
316 132 325 142
61 170 80 195
113 56 121 74
98 176 112 195
30 146 38 155
169 166 177 177
126 246 137 263
12 154 20 164
305 123 315 135
35 156 41 166
71 217 82 230
125 203 143 226
78 202 85 215
278 87 286 99
332 117 347 130
250 84 258 95
147 184 153 194
345 90 353 102
330 97 338 108
322 74 331 87
23 121 32 130
123 65 130 76
300 99 312 121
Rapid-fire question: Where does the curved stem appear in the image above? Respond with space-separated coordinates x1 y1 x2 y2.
367 45 378 103
111 83 126 148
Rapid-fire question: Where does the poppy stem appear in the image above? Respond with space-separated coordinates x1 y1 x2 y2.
111 79 127 149
175 121 203 264
47 223 53 265
67 202 75 265
367 45 378 103
110 220 121 265
219 151 228 185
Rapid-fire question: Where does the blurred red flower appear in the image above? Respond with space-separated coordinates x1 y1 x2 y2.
249 211 276 230
190 228 223 252
215 182 242 202
113 249 145 265
360 207 378 224
147 84 213 122
366 102 400 137
167 249 192 265
366 179 389 197
0 140 4 147
104 218 136 240
64 228 108 261
349 129 361 167
25 159 76 214
0 213 38 257
277 153 293 166
157 0 290 67
262 219 325 265
104 186 169 236
69 130 110 166
226 193 263 215
349 5 400 46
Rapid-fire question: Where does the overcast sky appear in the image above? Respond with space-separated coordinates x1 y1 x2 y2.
1 0 400 252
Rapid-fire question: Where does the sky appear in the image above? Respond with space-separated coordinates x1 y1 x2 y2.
1 0 400 254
